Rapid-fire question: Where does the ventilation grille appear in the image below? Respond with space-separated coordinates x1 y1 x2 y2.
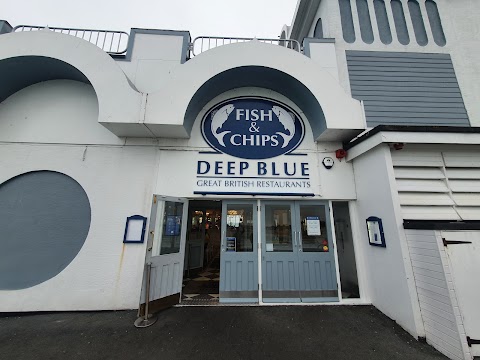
392 149 480 220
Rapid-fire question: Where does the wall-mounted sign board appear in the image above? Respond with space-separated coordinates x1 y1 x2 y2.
123 215 147 244
366 216 386 247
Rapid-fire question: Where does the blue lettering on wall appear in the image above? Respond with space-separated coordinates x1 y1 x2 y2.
201 97 305 160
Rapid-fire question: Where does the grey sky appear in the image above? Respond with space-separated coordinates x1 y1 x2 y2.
3 0 297 39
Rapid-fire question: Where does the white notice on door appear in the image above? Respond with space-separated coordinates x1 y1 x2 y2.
306 217 321 236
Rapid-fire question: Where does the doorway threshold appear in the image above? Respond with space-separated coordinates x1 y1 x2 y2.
176 300 370 307
176 302 260 307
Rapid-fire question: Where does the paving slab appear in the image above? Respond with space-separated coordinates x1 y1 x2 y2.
0 305 447 360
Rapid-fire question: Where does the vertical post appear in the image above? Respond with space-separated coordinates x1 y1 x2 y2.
144 262 152 319
134 262 158 328
257 199 263 304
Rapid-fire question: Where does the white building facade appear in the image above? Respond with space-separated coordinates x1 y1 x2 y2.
1 1 479 359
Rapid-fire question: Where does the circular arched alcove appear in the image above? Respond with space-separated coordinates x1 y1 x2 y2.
0 170 91 290
0 55 92 104
184 66 328 141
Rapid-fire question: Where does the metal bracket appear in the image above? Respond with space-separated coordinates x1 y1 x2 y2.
467 336 480 347
442 238 472 247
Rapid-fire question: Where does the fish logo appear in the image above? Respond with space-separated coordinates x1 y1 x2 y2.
201 98 304 160
272 106 295 148
211 104 234 147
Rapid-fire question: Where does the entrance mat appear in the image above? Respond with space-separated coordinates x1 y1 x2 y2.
181 293 219 305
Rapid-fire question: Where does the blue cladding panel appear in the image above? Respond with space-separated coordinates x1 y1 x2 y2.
346 51 470 127
0 171 91 290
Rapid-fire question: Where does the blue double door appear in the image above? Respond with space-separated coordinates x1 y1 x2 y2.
261 201 338 302
220 200 338 303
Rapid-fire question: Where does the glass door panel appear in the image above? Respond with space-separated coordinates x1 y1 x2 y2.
225 204 254 252
157 201 184 255
264 204 293 252
298 205 329 253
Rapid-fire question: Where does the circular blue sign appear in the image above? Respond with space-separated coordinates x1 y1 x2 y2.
201 97 305 160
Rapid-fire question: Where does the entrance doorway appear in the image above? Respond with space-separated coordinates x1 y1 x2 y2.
181 200 222 304
140 197 343 313
261 201 338 302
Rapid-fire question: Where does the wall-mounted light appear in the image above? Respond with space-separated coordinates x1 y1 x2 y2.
123 215 147 244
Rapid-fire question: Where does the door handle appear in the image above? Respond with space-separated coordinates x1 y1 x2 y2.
297 231 302 252
147 247 152 251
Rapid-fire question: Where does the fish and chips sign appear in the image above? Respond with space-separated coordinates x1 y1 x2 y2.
194 97 313 195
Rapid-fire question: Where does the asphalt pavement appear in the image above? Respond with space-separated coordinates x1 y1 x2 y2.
0 305 447 360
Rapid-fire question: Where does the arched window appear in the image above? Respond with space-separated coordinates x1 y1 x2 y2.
314 18 324 38
408 0 428 45
339 0 356 43
356 0 374 43
425 0 446 46
373 0 392 44
391 0 410 45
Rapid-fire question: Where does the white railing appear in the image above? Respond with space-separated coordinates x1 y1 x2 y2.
191 36 302 56
13 25 129 55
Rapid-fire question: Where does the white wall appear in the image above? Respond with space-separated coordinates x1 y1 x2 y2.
307 0 334 38
144 40 364 139
352 144 423 337
0 80 158 311
0 80 123 145
116 33 186 93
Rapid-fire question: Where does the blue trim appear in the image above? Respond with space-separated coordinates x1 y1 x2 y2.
197 176 310 180
0 56 91 104
184 66 327 140
123 215 147 244
194 191 315 197
366 216 386 248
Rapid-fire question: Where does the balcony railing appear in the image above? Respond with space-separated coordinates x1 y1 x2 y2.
13 25 129 55
191 36 302 56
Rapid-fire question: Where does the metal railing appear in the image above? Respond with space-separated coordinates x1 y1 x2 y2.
13 25 129 55
191 36 302 56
